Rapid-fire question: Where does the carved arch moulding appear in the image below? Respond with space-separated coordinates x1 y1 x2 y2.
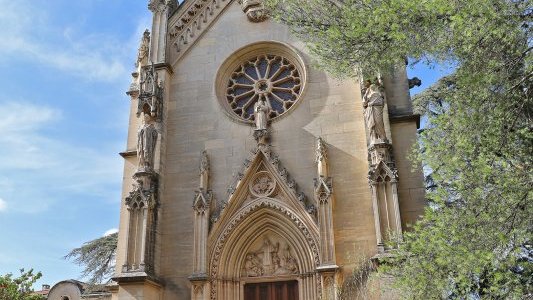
209 198 321 300
204 144 322 299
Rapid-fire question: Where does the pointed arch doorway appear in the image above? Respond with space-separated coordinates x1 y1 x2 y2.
207 147 322 300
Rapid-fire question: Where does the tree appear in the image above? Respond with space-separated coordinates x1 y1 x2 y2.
0 269 45 300
65 232 118 285
267 0 532 298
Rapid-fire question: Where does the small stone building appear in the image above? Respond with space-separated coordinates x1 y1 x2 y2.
111 0 426 299
47 280 111 300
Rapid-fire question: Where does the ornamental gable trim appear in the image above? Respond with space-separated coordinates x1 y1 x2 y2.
210 145 316 236
168 0 233 64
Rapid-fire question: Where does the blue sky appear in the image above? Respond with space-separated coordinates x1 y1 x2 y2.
0 0 151 288
0 0 449 289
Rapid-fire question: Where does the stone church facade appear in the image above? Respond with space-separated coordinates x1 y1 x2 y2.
110 0 425 299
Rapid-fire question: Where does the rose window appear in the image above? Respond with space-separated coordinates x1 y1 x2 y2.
226 54 302 121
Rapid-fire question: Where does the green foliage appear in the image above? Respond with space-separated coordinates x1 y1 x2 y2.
268 0 532 298
337 256 376 300
0 269 45 300
65 232 118 285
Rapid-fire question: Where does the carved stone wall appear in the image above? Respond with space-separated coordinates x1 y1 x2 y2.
113 1 426 299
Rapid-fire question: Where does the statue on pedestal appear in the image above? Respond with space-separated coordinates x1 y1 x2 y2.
136 30 150 68
315 137 328 178
363 83 387 144
137 113 158 171
253 97 270 131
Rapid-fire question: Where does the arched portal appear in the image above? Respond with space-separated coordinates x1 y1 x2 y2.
209 197 320 300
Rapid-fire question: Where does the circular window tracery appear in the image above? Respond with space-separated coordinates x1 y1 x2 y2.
216 42 307 124
227 55 302 121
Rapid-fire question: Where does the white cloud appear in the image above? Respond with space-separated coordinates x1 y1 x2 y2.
103 228 119 236
0 101 123 213
0 0 129 82
0 198 6 212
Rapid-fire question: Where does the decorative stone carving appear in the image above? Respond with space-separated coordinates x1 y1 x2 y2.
243 237 298 277
148 0 175 13
125 171 158 210
225 54 302 122
313 137 337 269
137 113 158 171
316 137 328 178
249 171 276 198
239 0 269 22
360 80 403 252
193 190 212 213
123 170 158 274
138 63 163 121
363 82 387 144
211 199 321 278
210 197 320 300
191 150 212 279
199 150 209 191
314 177 332 204
244 253 264 277
254 98 270 131
221 144 314 221
408 76 422 89
136 30 150 68
168 0 231 57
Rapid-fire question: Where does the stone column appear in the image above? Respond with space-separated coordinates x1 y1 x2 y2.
391 180 403 239
190 151 212 300
148 0 175 63
362 79 403 253
370 181 385 253
314 137 338 299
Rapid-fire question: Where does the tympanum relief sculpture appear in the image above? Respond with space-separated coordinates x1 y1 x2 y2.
244 237 298 277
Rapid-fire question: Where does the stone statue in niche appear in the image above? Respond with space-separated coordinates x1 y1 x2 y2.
363 82 387 144
136 30 150 67
253 97 270 131
199 150 209 190
315 137 328 177
260 238 278 274
137 113 158 171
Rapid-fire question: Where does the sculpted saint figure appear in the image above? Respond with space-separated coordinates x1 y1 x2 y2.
315 137 328 177
244 253 263 277
136 30 150 67
199 150 209 190
253 98 270 130
137 113 158 171
363 83 387 143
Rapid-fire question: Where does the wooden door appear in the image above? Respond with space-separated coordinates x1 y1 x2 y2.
244 281 298 300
